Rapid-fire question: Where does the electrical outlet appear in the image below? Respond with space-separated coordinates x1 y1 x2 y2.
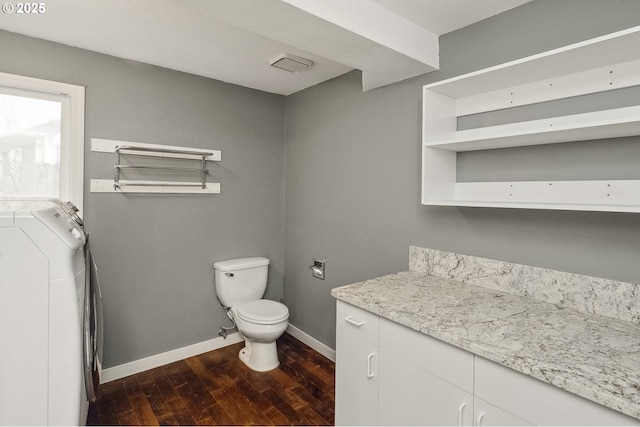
309 258 326 280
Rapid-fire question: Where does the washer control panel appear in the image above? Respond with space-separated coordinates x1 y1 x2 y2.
30 201 86 250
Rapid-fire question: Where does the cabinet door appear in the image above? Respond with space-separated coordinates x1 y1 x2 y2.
378 349 473 426
475 356 639 426
335 327 378 426
474 397 532 426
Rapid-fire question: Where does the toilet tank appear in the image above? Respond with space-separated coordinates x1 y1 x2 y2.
214 257 269 308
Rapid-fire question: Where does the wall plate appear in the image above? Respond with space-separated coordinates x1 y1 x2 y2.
310 258 326 280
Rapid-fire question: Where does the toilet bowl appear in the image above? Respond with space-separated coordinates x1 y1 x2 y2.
232 300 289 371
214 257 289 372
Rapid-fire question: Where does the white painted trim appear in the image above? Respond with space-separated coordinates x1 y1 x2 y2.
100 332 243 384
66 85 85 214
287 324 336 362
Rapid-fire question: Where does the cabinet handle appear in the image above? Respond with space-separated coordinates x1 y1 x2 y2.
458 403 466 427
345 315 365 327
366 352 375 378
476 412 485 427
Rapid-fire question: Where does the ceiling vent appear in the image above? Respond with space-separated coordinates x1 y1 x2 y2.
270 54 313 73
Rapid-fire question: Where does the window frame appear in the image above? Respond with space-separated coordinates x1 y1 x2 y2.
0 71 85 213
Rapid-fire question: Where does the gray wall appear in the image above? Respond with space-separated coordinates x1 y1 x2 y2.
3 0 640 368
283 0 640 348
0 30 285 368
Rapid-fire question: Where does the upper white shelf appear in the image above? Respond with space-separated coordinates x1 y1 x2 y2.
424 25 640 100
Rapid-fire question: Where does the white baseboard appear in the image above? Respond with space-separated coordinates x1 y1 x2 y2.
100 325 335 384
286 324 336 362
100 332 244 384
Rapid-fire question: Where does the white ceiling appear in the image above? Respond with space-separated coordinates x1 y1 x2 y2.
0 0 531 95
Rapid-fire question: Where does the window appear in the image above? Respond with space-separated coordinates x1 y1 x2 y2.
1 89 63 198
0 72 85 213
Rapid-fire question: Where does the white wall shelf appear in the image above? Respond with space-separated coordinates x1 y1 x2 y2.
422 25 640 212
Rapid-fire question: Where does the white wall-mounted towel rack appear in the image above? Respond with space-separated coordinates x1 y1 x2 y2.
90 138 222 194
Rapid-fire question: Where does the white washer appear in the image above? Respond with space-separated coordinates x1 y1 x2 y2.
0 199 90 426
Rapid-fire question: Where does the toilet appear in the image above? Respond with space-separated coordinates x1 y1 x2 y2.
213 257 289 372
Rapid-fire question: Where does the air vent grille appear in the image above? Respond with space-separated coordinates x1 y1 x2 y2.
270 54 313 73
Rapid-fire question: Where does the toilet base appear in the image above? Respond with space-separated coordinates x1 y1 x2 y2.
238 340 280 372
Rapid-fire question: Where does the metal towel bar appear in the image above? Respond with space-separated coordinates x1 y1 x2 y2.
114 182 206 187
113 145 213 190
114 165 209 172
115 145 215 157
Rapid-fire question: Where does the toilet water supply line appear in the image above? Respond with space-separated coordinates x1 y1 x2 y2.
217 297 236 339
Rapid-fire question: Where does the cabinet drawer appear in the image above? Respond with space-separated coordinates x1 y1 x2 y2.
379 317 474 393
475 356 638 426
336 301 379 344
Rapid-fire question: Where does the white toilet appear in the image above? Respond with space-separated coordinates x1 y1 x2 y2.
214 257 289 372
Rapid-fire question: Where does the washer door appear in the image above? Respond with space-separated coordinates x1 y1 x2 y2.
83 246 103 402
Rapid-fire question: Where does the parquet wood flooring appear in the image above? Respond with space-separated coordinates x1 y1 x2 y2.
88 333 335 426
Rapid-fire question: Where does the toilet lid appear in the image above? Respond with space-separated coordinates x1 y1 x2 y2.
237 300 289 325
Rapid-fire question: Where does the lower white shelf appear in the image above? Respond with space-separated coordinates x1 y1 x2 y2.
90 179 220 194
424 200 640 213
423 179 640 213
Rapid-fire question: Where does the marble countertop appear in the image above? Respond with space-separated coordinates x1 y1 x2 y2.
331 270 640 420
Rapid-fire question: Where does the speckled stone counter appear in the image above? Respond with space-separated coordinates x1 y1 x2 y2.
331 268 640 420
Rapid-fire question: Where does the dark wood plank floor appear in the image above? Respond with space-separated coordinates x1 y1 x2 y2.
88 333 335 426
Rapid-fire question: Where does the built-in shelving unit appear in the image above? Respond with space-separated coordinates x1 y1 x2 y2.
422 25 640 212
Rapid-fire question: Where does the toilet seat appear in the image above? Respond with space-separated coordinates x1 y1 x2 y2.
237 300 289 325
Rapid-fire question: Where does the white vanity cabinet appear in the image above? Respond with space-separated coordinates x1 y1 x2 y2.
335 301 474 426
335 301 379 426
334 300 640 426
